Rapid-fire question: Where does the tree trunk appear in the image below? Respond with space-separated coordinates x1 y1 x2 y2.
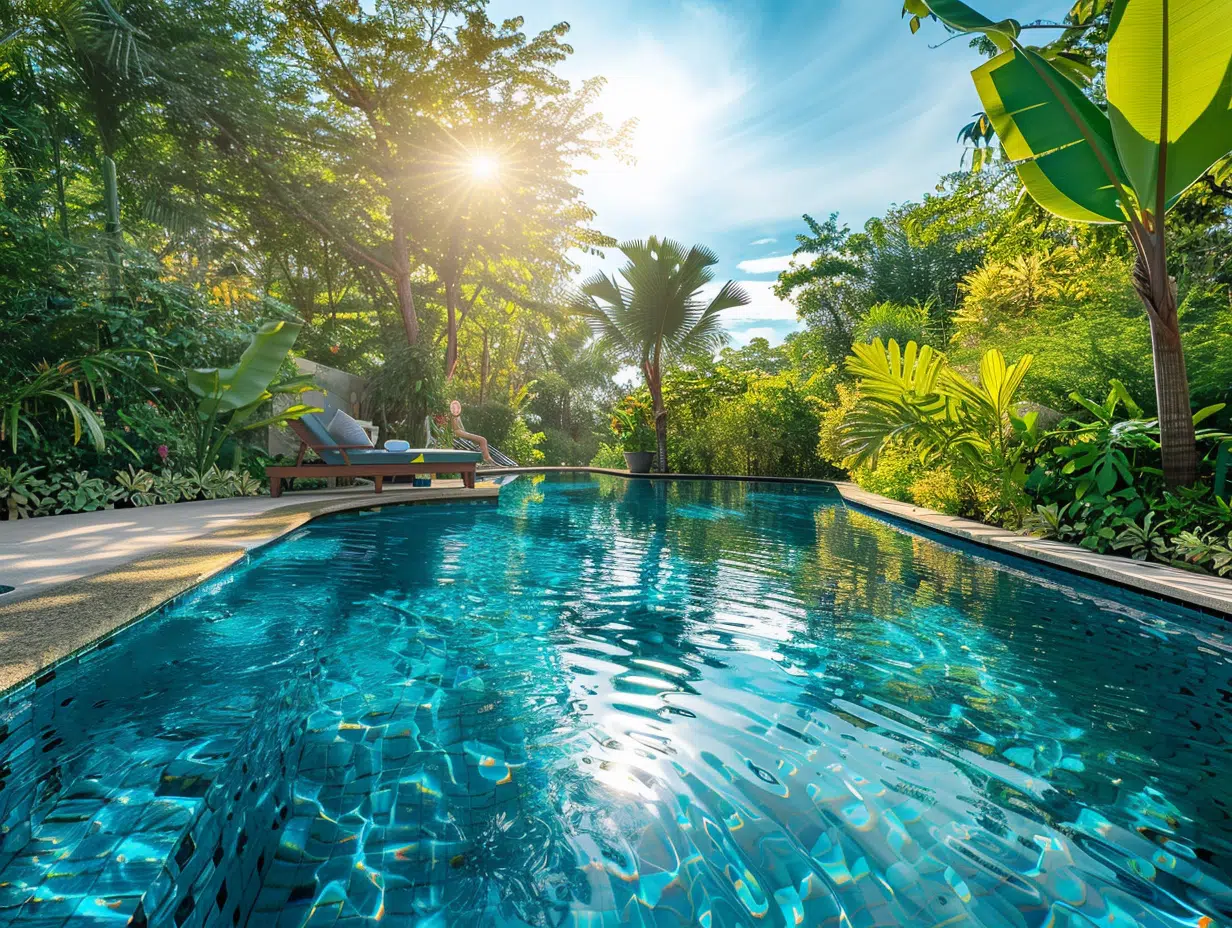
646 363 667 474
390 211 419 346
102 155 122 294
1132 246 1197 488
445 277 460 380
1147 296 1198 487
479 331 490 404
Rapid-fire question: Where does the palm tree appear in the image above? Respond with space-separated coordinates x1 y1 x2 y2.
570 238 749 473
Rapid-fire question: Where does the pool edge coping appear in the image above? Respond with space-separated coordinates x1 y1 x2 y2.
0 486 499 700
493 467 1232 618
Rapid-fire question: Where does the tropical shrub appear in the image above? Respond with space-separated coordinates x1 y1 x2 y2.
589 443 626 469
854 301 931 347
501 416 546 465
840 339 1040 523
1022 382 1231 565
709 371 833 478
1 353 148 453
173 321 320 472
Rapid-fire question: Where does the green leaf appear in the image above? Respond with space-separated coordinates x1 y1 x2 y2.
188 321 303 417
1108 378 1144 417
921 0 1021 50
235 404 324 434
1106 0 1232 213
973 47 1131 223
1192 403 1227 426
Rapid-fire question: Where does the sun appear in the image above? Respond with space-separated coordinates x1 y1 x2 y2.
470 153 499 181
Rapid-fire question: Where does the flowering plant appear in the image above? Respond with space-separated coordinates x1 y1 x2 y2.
609 396 656 453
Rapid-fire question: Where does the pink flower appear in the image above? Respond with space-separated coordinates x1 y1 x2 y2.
157 444 169 461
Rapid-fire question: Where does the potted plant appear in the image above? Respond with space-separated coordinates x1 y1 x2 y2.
610 397 657 473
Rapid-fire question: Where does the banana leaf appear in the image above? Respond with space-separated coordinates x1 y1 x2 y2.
188 320 302 418
973 47 1129 223
1105 0 1232 212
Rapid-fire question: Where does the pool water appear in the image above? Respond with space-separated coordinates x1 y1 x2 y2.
0 474 1229 928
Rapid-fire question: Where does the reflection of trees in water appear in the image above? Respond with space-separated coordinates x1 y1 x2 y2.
798 505 1232 868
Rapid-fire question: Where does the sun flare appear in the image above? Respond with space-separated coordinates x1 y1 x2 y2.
470 153 499 181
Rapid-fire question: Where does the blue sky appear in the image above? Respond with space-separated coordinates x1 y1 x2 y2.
490 0 1069 347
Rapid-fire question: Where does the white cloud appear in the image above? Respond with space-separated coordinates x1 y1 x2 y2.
749 237 776 246
712 280 798 323
736 254 796 275
730 326 782 347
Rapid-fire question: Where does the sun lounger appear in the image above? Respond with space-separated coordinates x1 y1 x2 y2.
266 415 483 497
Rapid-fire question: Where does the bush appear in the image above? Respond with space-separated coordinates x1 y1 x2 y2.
851 444 917 502
540 426 600 466
590 442 626 469
502 416 546 465
909 467 964 515
0 463 268 519
1019 384 1232 573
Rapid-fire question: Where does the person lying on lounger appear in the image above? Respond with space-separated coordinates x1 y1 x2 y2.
450 400 494 464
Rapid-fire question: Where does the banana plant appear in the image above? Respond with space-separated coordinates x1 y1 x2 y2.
906 0 1232 488
183 320 320 472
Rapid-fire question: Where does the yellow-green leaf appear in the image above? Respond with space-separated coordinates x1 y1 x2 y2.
1106 0 1232 212
922 0 1020 50
973 48 1130 223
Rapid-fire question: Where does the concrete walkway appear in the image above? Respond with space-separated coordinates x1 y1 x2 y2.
0 482 500 694
0 482 496 602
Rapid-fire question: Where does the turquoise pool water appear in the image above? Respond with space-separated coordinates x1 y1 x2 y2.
0 474 1229 927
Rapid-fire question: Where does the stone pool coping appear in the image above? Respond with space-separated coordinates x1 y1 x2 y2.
0 483 499 697
491 467 1232 617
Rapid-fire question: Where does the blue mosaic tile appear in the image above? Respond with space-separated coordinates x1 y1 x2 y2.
2 479 1231 927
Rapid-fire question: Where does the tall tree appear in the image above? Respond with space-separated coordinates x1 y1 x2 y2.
258 0 614 376
907 0 1232 486
570 237 749 473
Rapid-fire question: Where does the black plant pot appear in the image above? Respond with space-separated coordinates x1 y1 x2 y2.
623 451 653 474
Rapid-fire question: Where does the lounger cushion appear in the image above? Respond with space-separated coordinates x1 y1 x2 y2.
328 409 373 448
346 448 482 465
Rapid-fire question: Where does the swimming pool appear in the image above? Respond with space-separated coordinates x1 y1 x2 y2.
0 474 1229 927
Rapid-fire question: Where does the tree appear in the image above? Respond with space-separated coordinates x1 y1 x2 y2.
258 0 615 378
907 0 1232 486
570 238 749 473
774 208 982 367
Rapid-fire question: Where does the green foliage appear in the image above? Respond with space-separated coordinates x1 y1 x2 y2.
1 352 145 452
1021 382 1231 567
571 237 750 470
841 339 1039 522
589 442 626 469
0 463 46 519
608 396 656 454
501 417 546 466
0 458 273 519
113 466 157 507
855 302 931 347
176 321 320 472
708 371 833 478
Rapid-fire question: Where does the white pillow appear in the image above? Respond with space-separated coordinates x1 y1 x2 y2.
327 409 373 447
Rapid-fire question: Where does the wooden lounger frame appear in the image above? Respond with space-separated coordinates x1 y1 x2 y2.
266 420 476 497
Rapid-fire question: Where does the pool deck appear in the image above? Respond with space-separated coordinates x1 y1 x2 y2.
491 467 1232 617
0 482 499 696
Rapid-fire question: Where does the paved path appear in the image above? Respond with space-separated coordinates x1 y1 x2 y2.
0 483 500 694
0 483 494 602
